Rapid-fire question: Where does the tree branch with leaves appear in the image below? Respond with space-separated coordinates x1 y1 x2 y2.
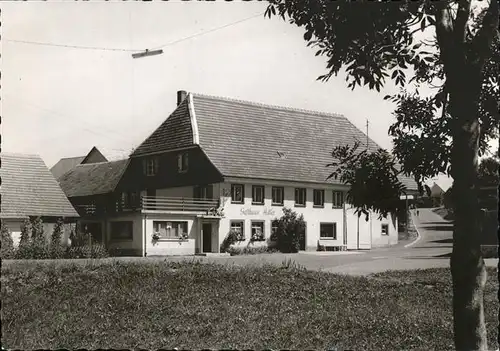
265 0 499 349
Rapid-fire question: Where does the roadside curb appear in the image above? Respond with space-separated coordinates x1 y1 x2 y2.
404 213 422 248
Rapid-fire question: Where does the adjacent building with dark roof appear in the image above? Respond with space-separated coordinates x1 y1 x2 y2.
57 159 137 254
50 146 108 180
64 90 418 257
0 152 79 246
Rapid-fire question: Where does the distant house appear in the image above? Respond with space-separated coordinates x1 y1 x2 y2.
57 159 133 254
430 182 445 207
64 90 419 257
50 146 107 180
0 153 80 246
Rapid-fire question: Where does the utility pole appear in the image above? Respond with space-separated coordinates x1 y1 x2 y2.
366 119 369 150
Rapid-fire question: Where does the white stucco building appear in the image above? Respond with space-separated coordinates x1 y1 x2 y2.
58 90 418 256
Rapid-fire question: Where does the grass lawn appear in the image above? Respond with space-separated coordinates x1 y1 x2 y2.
1 259 498 350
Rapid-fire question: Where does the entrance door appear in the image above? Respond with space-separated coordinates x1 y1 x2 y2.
202 223 212 253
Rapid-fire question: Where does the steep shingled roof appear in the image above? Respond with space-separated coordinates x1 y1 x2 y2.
131 100 193 157
131 92 418 191
50 156 86 180
0 153 79 219
58 159 130 198
50 146 108 180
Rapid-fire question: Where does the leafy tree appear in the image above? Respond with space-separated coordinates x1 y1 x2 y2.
265 1 499 349
274 208 306 253
478 156 499 187
328 141 406 220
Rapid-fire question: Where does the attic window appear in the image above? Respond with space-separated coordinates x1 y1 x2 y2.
277 151 287 159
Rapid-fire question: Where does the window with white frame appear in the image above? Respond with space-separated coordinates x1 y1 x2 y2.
332 191 344 208
177 152 189 173
252 185 264 205
313 189 325 207
251 221 265 241
381 224 389 236
110 221 133 240
230 221 245 241
320 223 337 240
295 188 306 206
272 186 284 205
231 184 244 203
143 157 159 177
153 221 188 239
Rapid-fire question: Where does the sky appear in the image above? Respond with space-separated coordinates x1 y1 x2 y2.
3 1 496 191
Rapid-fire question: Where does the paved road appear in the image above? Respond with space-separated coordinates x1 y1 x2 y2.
189 207 496 276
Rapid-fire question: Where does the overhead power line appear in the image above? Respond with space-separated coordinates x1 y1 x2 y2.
4 12 264 53
149 12 264 51
4 93 131 143
3 39 136 52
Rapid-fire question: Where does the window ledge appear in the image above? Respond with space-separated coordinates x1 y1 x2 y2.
251 202 264 206
294 204 306 208
313 205 325 208
271 203 284 207
319 238 337 240
231 201 244 204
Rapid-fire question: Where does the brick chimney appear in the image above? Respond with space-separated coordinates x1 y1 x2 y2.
177 90 187 106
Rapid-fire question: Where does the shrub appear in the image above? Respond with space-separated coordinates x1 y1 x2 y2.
65 243 109 259
1 221 14 259
15 240 51 260
30 216 45 242
50 218 66 259
274 208 306 253
14 217 51 259
11 218 109 260
66 228 108 259
18 218 31 248
227 246 277 256
220 229 241 253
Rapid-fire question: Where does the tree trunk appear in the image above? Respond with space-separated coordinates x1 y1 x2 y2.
449 69 488 351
